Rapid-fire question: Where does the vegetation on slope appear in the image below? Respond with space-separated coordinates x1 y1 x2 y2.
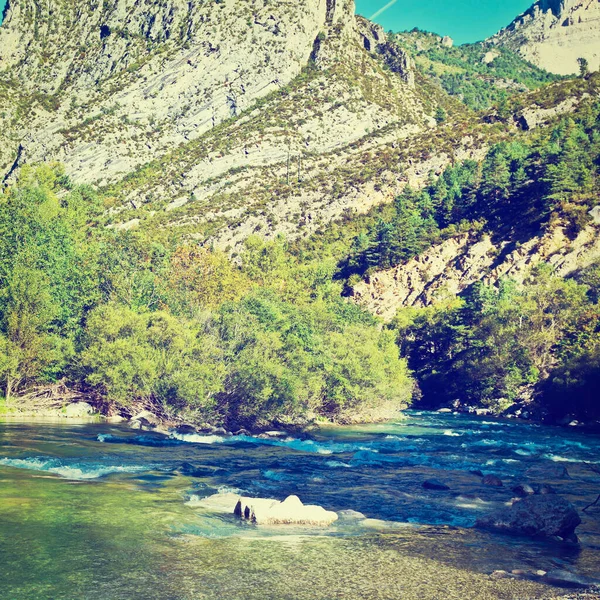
392 29 562 111
0 165 411 427
341 93 600 421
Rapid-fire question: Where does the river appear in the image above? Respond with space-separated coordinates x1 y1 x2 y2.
1 411 599 599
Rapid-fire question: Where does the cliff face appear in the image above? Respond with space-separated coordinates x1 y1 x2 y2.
0 0 424 247
351 224 600 321
0 0 336 178
492 0 600 75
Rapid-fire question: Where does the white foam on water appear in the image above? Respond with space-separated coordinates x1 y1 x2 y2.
0 456 150 480
515 448 537 456
171 432 375 455
443 430 461 437
542 454 599 464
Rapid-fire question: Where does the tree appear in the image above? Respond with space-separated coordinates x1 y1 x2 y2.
577 57 589 79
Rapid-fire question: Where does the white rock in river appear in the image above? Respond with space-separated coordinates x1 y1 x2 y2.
235 495 339 526
188 492 338 526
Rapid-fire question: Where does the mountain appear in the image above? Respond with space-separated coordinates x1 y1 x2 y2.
391 29 560 110
0 0 599 425
491 0 600 75
0 0 439 250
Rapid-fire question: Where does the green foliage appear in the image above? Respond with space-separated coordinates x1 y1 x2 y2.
344 101 600 278
391 30 562 111
0 169 411 425
395 266 599 414
578 57 589 79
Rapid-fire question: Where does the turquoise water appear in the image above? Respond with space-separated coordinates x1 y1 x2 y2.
1 411 599 599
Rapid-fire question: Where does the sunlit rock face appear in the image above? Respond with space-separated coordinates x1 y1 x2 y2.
491 0 600 75
0 0 424 249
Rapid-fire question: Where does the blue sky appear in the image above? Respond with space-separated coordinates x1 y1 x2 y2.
356 0 534 44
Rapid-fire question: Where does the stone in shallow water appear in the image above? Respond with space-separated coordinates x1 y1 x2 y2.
337 509 367 521
542 569 599 588
188 492 338 526
476 495 581 541
481 475 503 487
422 479 450 491
512 483 535 497
234 494 339 526
65 402 94 417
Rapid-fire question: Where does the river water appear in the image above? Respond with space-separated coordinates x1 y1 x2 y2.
0 411 599 599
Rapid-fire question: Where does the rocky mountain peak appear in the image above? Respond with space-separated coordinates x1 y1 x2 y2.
491 0 600 75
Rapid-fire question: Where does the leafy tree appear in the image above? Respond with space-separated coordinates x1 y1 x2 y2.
578 57 589 79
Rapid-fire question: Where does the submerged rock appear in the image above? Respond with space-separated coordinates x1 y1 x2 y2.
481 475 503 487
512 483 535 497
422 479 450 491
337 509 367 521
234 494 338 526
542 569 599 588
534 483 556 495
476 495 581 542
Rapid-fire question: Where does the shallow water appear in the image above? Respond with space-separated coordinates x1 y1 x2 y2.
1 410 599 599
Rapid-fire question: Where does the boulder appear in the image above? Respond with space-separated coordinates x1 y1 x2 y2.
258 431 288 439
490 570 511 580
589 205 600 225
212 427 230 436
482 475 503 487
337 509 367 521
234 494 338 526
106 415 126 423
130 410 160 426
542 569 599 588
533 483 556 495
173 424 197 435
65 402 95 417
422 479 450 491
512 483 535 497
476 495 581 541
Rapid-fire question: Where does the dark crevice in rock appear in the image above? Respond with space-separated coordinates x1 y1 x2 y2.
2 143 24 185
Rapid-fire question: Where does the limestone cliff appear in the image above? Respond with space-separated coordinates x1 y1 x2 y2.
0 0 338 179
492 0 600 75
351 224 600 321
0 0 425 247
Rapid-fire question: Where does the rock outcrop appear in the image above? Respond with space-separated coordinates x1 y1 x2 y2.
188 492 338 526
0 0 430 249
476 494 581 541
492 0 600 75
0 0 342 181
234 494 339 526
351 223 600 320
